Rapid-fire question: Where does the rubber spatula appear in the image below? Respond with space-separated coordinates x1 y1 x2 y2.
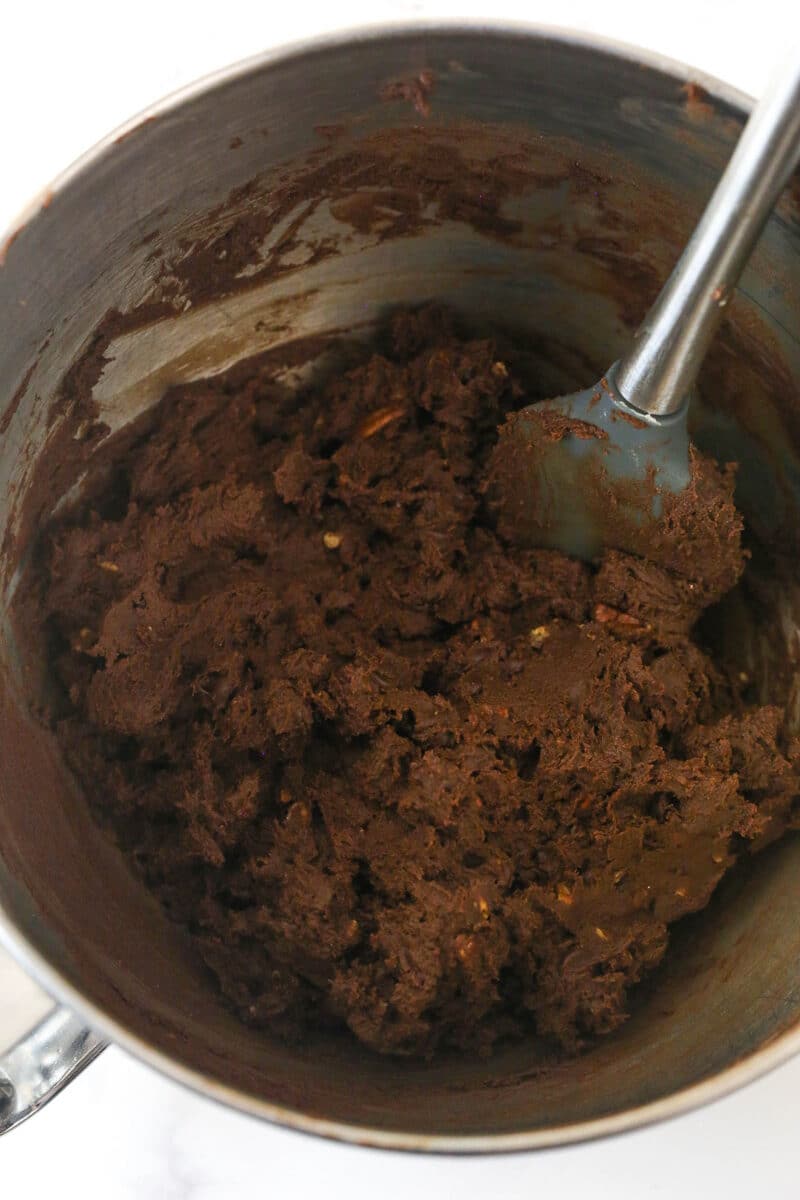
490 57 800 560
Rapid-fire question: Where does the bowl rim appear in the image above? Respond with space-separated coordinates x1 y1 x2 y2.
3 17 798 1155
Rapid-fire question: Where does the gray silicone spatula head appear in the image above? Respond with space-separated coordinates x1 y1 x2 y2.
490 367 690 560
489 55 800 559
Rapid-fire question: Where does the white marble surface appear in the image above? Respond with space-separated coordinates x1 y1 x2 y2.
2 0 799 1193
1 1032 800 1199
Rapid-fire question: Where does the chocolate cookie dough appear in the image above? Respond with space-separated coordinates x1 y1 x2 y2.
21 306 800 1058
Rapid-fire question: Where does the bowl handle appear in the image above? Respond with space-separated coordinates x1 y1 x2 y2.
0 1005 107 1135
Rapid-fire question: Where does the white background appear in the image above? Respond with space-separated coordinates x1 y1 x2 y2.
2 1 799 1195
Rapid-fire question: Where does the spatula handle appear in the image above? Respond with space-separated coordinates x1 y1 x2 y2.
616 55 800 418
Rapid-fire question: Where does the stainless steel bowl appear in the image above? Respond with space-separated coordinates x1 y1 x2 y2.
1 22 800 1150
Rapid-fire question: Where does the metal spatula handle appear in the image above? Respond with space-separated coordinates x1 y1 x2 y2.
617 56 800 418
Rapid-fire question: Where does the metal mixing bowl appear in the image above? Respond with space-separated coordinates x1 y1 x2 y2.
1 22 799 1149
